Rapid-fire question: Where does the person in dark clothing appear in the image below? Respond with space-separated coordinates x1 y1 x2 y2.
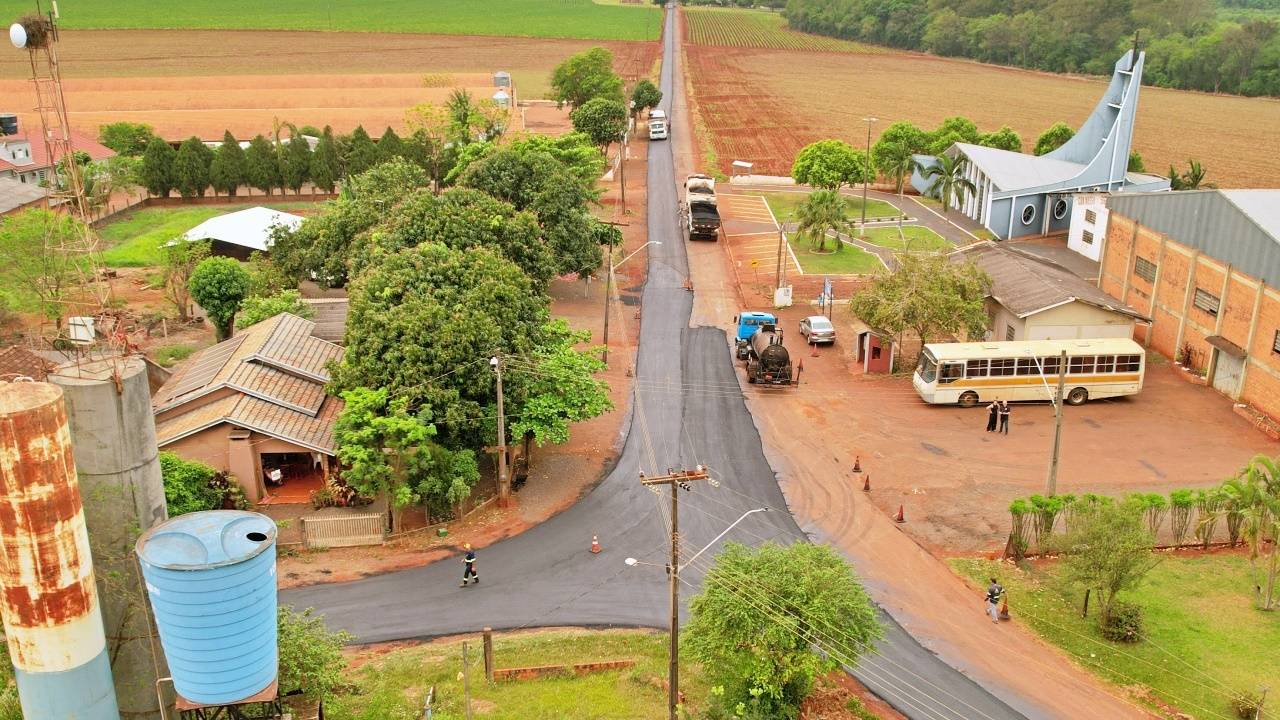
998 400 1011 434
985 578 1004 623
460 543 479 587
986 400 999 432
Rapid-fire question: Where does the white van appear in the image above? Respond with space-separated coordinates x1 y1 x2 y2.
648 119 668 140
650 109 667 120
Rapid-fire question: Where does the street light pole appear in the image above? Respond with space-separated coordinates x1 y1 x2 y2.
1047 350 1068 496
491 355 509 506
602 240 659 367
861 117 877 234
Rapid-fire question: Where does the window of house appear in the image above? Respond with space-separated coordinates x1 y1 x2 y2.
1193 288 1220 316
1082 230 1095 245
1134 256 1157 283
1053 199 1068 220
1006 325 1016 341
1021 205 1036 226
1084 209 1097 224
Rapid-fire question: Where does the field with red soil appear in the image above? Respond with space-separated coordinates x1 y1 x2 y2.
0 30 659 140
685 43 1280 188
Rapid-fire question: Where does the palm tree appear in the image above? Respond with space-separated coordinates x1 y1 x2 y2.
1219 455 1280 610
795 190 849 253
878 141 919 196
1168 159 1215 190
920 154 976 215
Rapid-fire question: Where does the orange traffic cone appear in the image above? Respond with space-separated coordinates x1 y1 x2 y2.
853 456 862 473
894 504 905 523
810 340 818 357
591 535 601 554
862 474 871 492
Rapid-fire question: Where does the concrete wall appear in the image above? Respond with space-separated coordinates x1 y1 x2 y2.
1024 301 1135 340
1068 194 1110 261
1101 212 1280 422
987 300 1023 341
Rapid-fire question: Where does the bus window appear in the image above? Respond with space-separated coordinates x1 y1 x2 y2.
989 358 1015 376
1016 358 1038 375
939 362 964 384
1041 356 1061 375
1116 354 1141 372
1095 355 1115 373
1069 356 1095 374
966 359 988 377
917 353 937 382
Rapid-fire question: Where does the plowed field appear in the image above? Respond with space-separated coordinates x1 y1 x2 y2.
685 6 881 52
686 45 1280 188
0 30 659 140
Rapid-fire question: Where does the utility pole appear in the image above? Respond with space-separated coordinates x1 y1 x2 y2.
603 242 614 367
774 228 786 291
491 355 509 506
861 117 878 233
462 641 473 720
619 132 627 214
1046 350 1067 496
641 467 711 720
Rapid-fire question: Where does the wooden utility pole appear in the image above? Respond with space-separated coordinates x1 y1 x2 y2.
602 242 614 367
462 641 473 720
492 355 510 506
640 467 711 720
774 229 786 291
1047 350 1068 496
620 131 628 214
482 627 494 683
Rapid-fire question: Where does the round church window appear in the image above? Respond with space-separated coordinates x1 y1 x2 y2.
1021 204 1036 225
1053 198 1068 220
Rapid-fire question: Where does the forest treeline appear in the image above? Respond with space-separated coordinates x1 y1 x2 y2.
780 0 1280 97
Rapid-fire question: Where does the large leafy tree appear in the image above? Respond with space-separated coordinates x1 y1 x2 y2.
1034 122 1075 156
849 252 991 351
791 139 869 190
0 209 84 327
919 153 976 215
570 97 628 152
245 135 281 196
509 320 613 447
309 127 341 193
1058 498 1160 625
282 131 312 194
459 147 604 277
683 542 882 719
630 78 662 115
550 46 624 108
140 136 176 198
978 126 1022 152
210 131 247 197
343 125 381 176
377 126 405 162
795 189 849 252
334 243 548 446
98 122 156 156
173 136 213 198
189 256 251 340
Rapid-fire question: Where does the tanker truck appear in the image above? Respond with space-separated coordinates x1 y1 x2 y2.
682 174 721 241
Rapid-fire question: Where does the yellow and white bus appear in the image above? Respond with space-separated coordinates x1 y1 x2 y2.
912 338 1146 407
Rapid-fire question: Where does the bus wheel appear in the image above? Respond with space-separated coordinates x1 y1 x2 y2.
1066 387 1089 406
958 391 979 408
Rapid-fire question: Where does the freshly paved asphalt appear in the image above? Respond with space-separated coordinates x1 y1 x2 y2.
283 11 1026 719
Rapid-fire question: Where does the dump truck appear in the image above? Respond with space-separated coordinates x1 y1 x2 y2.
683 174 721 241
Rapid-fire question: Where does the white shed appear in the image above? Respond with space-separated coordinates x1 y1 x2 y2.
178 206 305 260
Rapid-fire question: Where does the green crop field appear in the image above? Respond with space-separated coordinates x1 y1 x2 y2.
0 0 662 41
684 7 882 51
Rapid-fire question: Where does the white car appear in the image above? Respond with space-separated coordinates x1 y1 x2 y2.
799 316 836 344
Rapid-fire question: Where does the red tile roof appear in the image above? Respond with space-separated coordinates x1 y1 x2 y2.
0 346 57 381
0 130 115 174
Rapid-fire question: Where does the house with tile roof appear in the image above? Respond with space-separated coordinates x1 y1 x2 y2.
0 122 115 185
0 176 47 216
152 312 344 504
0 346 57 381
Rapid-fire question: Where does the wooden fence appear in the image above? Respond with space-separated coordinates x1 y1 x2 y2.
301 511 385 549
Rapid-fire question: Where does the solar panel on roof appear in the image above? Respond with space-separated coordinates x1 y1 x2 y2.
159 336 246 404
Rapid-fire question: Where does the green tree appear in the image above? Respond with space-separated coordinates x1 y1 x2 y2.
102 155 144 201
550 46 624 108
979 126 1022 151
189 256 251 340
794 189 849 252
444 89 506 144
173 136 213 198
245 135 281 196
919 153 976 215
343 125 381 176
377 126 405 162
1034 122 1076 156
210 131 247 197
791 139 868 190
98 121 156 156
569 97 628 152
683 542 882 719
277 606 353 701
161 239 210 322
1168 159 1213 190
158 451 223 516
849 252 991 350
630 78 663 115
871 141 918 195
1058 499 1160 625
282 131 312 194
310 126 341 193
0 209 84 327
404 105 457 188
1128 150 1146 173
234 290 313 329
509 320 613 447
1220 455 1280 610
140 135 176 198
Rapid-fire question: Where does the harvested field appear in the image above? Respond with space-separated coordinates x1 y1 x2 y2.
686 45 1280 188
0 30 657 140
684 6 881 52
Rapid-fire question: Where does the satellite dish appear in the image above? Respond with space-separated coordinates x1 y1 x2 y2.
9 23 27 49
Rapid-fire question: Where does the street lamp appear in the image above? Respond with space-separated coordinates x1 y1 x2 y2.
861 117 877 235
602 240 662 366
624 507 769 720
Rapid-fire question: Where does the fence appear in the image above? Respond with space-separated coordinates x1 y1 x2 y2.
301 511 385 549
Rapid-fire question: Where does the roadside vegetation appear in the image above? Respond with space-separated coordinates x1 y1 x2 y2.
786 232 882 274
749 191 900 225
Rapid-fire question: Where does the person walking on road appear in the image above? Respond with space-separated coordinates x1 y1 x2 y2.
998 400 1011 434
460 543 479 587
986 399 999 432
985 578 1004 623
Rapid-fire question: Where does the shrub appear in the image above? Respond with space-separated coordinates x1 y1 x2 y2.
1233 691 1263 719
278 605 352 700
159 451 224 516
1099 601 1144 643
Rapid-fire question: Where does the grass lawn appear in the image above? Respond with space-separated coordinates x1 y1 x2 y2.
0 0 662 40
788 232 883 275
857 225 950 252
321 629 711 720
747 191 901 225
98 202 320 268
951 554 1279 720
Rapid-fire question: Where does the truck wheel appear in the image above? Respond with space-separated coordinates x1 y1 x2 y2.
958 391 979 408
1066 387 1089 406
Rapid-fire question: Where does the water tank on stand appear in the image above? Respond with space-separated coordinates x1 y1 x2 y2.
135 511 278 706
492 90 511 109
492 70 511 87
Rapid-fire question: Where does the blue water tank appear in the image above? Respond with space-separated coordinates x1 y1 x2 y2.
135 510 278 706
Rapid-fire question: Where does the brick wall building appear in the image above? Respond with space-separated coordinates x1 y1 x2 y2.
1100 190 1280 422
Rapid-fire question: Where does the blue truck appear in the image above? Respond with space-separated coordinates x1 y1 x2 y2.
733 311 776 359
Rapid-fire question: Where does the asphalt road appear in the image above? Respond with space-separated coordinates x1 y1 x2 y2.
283 11 1026 719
